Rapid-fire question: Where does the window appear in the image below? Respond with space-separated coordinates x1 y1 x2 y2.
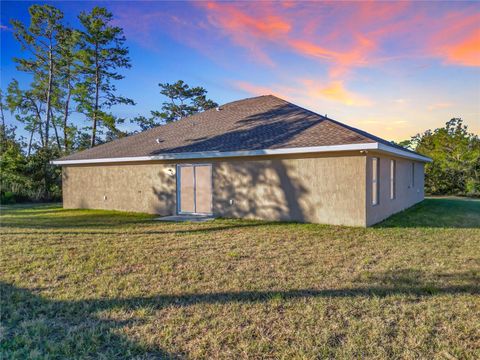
390 160 396 200
372 157 379 205
411 162 415 188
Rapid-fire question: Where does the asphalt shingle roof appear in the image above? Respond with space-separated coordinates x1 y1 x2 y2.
58 95 418 161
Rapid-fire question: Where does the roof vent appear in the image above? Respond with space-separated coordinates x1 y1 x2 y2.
216 107 221 111
155 138 161 144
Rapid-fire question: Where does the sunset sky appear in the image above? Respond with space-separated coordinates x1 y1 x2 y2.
2 1 479 141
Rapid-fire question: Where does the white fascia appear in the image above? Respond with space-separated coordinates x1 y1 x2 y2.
376 143 432 162
50 142 431 165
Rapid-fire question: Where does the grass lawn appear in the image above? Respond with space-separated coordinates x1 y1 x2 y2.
1 198 479 359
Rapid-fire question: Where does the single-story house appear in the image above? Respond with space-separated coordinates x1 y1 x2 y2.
52 95 431 226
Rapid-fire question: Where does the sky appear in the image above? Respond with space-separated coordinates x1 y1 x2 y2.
1 0 479 141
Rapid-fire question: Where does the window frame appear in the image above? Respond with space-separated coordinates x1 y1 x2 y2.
411 162 415 188
390 159 396 200
372 157 380 206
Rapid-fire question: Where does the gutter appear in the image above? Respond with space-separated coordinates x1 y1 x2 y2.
50 142 432 165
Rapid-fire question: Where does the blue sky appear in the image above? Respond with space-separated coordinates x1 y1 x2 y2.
1 1 479 140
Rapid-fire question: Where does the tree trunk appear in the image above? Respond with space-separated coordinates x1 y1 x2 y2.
27 122 36 157
91 42 100 148
63 82 72 152
50 108 62 151
38 119 45 148
44 41 54 149
0 96 5 128
0 95 5 142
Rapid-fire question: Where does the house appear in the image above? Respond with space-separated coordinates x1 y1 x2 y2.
52 95 431 226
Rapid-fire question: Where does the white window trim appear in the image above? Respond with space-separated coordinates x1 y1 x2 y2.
372 157 379 206
411 162 415 188
390 159 396 200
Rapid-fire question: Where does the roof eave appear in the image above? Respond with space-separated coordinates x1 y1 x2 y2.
376 143 432 163
50 142 431 165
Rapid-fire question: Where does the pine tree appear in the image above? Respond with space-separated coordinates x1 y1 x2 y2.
77 7 134 147
10 5 64 149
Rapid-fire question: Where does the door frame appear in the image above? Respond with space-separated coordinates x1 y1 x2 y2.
176 163 213 215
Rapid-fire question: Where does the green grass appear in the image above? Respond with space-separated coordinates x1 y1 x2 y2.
1 198 479 359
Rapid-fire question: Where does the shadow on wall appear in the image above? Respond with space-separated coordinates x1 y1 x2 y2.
2 269 478 356
214 160 315 222
152 168 177 216
147 105 325 220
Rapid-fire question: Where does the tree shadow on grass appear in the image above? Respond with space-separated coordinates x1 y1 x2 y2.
1 269 478 358
1 220 292 236
375 198 480 229
0 208 155 230
0 282 180 359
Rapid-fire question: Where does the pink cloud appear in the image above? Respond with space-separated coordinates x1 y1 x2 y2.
235 78 373 108
198 1 480 71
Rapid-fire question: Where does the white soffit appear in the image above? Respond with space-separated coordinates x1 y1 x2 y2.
51 142 432 165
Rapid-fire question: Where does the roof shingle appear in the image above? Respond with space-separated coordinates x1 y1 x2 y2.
58 95 418 161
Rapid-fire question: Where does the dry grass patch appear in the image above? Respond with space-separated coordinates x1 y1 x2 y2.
1 198 479 359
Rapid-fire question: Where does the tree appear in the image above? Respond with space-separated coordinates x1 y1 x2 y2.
0 90 6 143
132 80 218 130
0 105 29 204
56 27 81 152
77 7 134 147
4 4 135 202
409 118 479 196
10 5 64 149
6 79 45 155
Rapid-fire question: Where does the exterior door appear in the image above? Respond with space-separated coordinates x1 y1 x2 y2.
177 164 212 214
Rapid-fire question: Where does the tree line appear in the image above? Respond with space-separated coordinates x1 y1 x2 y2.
398 118 479 196
1 5 217 203
0 4 478 204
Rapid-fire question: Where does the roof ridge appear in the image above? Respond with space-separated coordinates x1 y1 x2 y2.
269 95 423 155
220 94 279 108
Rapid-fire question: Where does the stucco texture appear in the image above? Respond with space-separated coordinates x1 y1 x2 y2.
62 163 177 215
61 152 425 227
212 155 366 226
365 153 425 226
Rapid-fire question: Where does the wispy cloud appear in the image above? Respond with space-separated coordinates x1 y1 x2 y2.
428 102 454 111
198 1 480 71
302 80 373 107
110 1 480 73
103 0 478 142
234 78 372 108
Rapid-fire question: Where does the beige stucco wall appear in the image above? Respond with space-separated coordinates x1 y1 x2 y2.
61 152 425 227
62 153 367 226
212 155 367 226
365 153 425 226
62 163 177 215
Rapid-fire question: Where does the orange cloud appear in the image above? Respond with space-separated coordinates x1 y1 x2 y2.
427 102 453 111
441 28 480 67
235 79 372 108
290 34 376 78
199 1 292 65
200 1 480 71
303 80 373 107
288 40 336 60
235 81 277 96
205 2 291 38
234 81 295 100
